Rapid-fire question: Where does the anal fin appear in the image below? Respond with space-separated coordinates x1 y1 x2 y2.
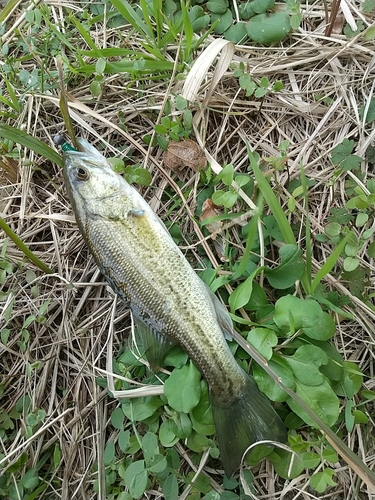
134 316 174 371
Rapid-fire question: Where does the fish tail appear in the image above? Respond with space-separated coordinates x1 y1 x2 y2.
210 372 287 477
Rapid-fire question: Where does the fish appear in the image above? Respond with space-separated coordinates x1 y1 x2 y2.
62 138 287 476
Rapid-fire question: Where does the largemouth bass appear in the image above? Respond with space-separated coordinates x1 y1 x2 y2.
63 138 287 476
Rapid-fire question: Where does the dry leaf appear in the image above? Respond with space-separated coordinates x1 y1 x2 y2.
163 139 207 173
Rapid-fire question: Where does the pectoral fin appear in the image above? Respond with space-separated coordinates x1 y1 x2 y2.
134 316 174 371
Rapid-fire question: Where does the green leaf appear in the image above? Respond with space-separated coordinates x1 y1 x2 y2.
246 328 277 360
211 9 233 35
269 449 305 479
352 409 369 424
223 23 247 43
142 432 159 462
148 453 168 473
164 362 201 412
340 154 362 171
300 451 320 469
123 461 148 499
118 429 130 452
95 57 106 74
110 407 124 429
171 411 192 438
331 138 355 164
239 73 256 96
285 345 328 386
206 0 228 15
325 222 341 237
364 25 375 40
359 97 375 123
218 163 234 186
287 379 339 427
122 396 163 421
190 381 215 436
310 468 337 493
251 0 275 14
344 256 359 272
104 440 115 465
163 474 179 500
322 448 339 463
246 12 291 44
211 189 238 208
22 468 39 489
332 360 363 398
186 431 211 452
229 266 263 311
253 353 295 402
264 244 305 289
159 419 179 447
273 295 336 341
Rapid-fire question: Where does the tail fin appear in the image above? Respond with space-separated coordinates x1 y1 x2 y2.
210 373 287 477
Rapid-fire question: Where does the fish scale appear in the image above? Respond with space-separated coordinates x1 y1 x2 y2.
63 138 287 476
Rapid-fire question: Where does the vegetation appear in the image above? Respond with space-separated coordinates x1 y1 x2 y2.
1 0 375 499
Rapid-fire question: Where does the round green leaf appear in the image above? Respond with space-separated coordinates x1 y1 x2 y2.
110 407 124 429
325 221 341 237
159 420 179 447
264 244 305 289
238 3 255 20
124 461 148 499
344 256 359 272
147 454 168 473
207 0 228 14
273 295 335 341
164 362 201 412
355 212 368 227
251 0 275 14
104 441 115 465
211 189 238 208
246 328 277 360
211 9 233 34
246 12 291 44
269 449 305 479
224 22 247 43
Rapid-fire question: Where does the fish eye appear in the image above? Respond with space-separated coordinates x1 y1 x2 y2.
74 167 89 181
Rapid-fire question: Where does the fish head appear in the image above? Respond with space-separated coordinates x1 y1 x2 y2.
63 139 133 219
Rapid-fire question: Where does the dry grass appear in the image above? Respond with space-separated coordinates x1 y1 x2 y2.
1 1 375 499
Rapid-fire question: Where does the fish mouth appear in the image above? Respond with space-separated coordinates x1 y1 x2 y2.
63 138 107 164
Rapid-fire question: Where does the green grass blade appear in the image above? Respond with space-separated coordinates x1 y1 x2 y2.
232 198 262 280
0 124 62 167
110 0 152 39
0 0 19 23
311 230 353 294
248 146 296 245
0 218 53 274
68 16 98 50
180 0 194 61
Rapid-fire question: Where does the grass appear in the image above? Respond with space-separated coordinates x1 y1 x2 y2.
1 1 375 499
